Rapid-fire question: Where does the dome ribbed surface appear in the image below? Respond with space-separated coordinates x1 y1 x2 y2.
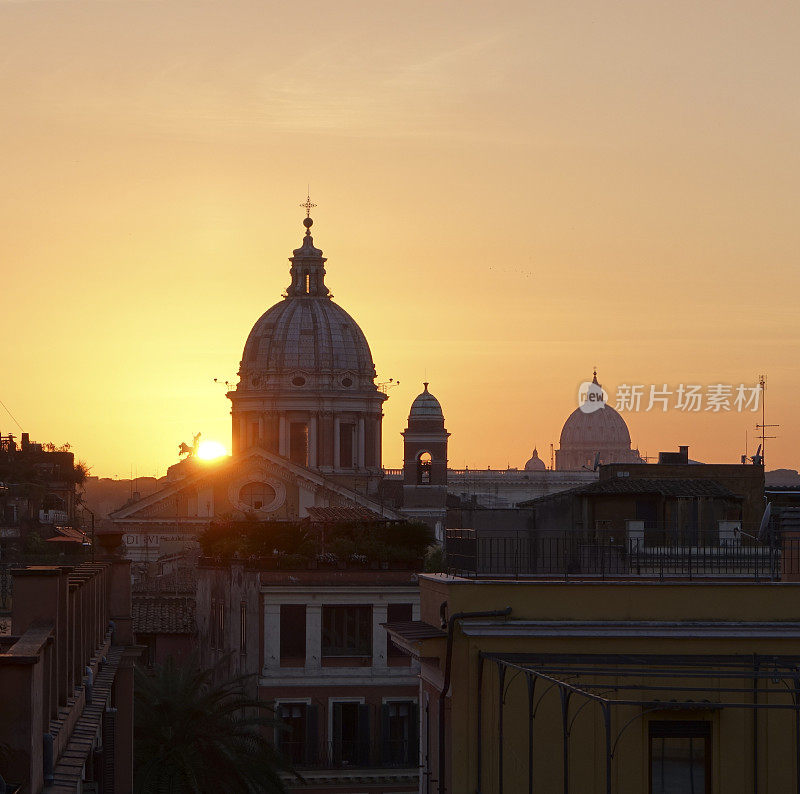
241 297 375 376
409 384 444 418
559 405 632 447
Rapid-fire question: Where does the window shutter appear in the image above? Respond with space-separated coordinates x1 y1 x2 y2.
380 703 391 764
332 702 343 762
409 702 420 767
102 707 117 793
357 703 371 766
305 705 319 765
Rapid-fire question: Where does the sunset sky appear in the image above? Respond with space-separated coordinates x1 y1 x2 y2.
1 0 798 478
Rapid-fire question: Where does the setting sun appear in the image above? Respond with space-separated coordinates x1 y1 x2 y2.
196 440 227 460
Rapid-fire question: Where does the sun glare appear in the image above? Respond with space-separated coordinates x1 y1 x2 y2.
197 440 227 460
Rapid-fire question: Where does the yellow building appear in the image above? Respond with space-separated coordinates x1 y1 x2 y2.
387 574 800 794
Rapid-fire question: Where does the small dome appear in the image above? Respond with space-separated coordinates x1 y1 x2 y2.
409 383 444 419
524 448 547 471
560 404 632 447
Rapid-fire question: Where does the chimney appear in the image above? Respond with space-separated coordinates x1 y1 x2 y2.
21 432 30 451
678 445 689 463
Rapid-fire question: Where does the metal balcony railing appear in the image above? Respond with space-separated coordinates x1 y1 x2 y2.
445 529 785 581
278 739 417 769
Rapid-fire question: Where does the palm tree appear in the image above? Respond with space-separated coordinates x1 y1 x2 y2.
134 656 292 794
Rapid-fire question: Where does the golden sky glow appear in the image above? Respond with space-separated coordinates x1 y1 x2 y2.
1 0 798 477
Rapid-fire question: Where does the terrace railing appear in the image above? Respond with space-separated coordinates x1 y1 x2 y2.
445 528 784 581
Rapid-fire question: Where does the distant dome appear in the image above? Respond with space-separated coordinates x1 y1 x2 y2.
555 370 643 470
409 383 444 419
559 405 632 448
524 448 547 471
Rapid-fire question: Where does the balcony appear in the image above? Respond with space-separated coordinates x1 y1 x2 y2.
279 739 417 770
39 509 69 525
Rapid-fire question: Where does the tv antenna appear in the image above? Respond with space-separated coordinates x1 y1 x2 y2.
377 378 400 395
213 377 236 390
754 374 778 467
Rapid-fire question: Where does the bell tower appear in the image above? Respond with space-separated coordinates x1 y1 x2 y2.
400 383 449 537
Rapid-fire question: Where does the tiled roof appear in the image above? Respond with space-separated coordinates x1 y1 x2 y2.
133 567 196 594
582 478 737 498
132 595 196 635
520 477 738 506
46 526 89 543
306 506 384 522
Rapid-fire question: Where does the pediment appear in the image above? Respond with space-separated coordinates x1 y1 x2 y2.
110 447 401 521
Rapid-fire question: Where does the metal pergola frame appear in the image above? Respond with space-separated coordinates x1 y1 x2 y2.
476 652 800 794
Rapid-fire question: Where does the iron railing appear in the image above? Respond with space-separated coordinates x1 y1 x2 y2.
278 739 416 769
446 529 787 580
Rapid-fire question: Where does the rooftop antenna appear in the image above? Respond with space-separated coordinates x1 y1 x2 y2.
754 374 778 467
378 378 400 395
213 377 236 390
549 443 554 471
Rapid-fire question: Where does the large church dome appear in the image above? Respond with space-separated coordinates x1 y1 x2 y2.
559 404 632 448
555 371 643 470
237 217 377 392
228 209 387 468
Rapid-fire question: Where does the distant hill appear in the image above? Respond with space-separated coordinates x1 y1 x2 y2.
766 469 800 487
82 476 161 518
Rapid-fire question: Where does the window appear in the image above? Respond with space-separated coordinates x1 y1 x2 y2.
210 598 225 650
277 702 319 765
290 423 309 466
305 273 310 293
381 700 419 766
210 599 217 648
322 605 372 656
417 452 432 484
239 602 247 653
280 605 306 663
331 701 370 766
339 423 354 468
239 482 276 511
650 721 711 794
387 603 412 658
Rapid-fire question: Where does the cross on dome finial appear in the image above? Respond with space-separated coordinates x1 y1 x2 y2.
301 193 316 217
300 193 317 236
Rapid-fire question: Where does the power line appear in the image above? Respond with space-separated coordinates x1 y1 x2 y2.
0 397 23 432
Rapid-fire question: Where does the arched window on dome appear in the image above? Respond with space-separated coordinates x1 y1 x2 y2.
305 273 311 294
417 451 432 485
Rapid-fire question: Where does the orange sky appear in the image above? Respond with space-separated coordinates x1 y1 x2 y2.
1 0 798 478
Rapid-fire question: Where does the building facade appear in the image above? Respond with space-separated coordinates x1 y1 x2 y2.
0 537 138 794
387 572 800 794
196 559 421 793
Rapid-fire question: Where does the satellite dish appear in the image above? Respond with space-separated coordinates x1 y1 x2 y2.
757 502 772 542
